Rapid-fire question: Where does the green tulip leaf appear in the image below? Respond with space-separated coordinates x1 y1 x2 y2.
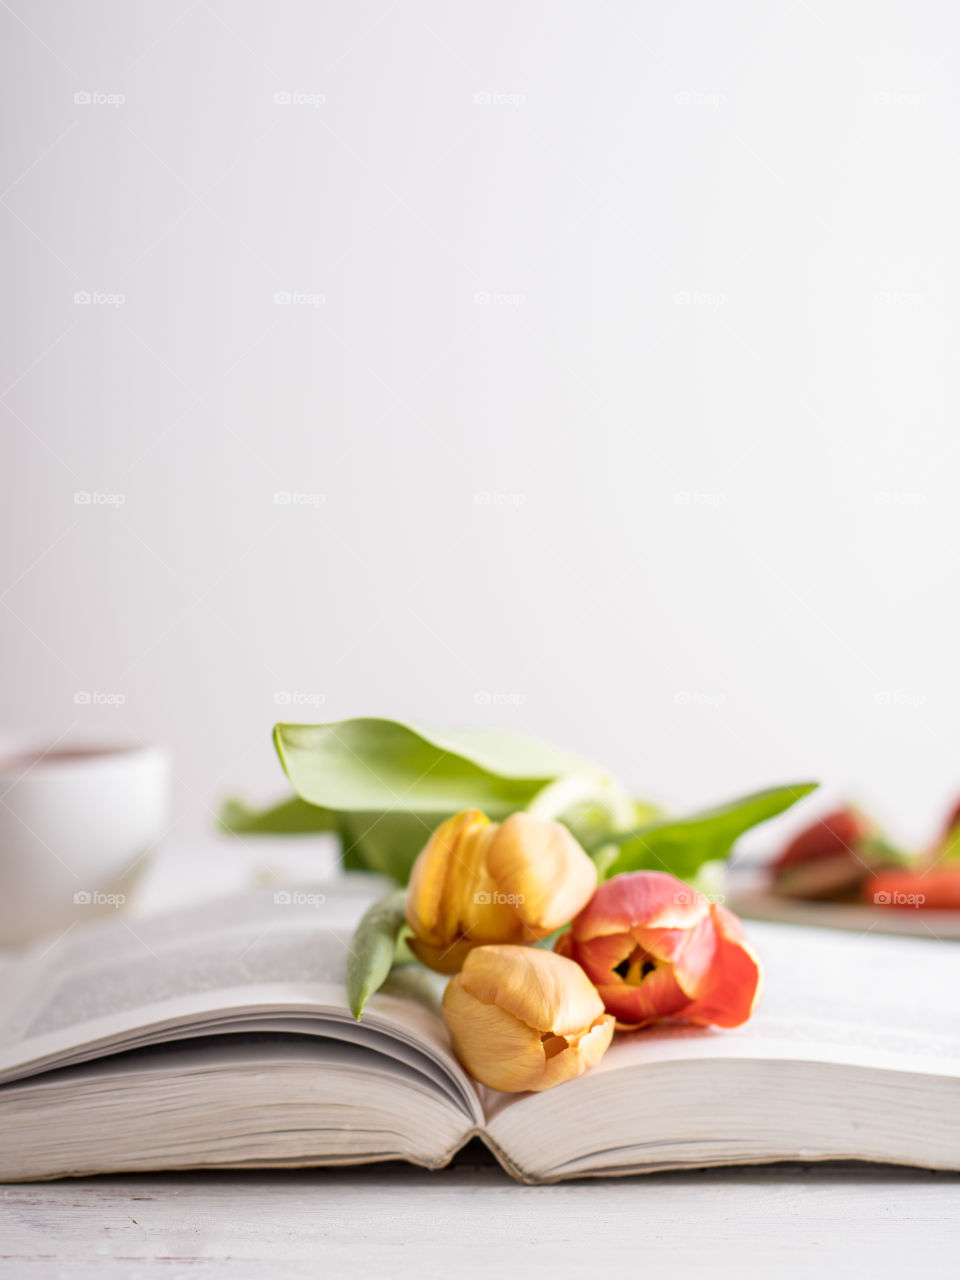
347 888 409 1020
335 811 439 882
218 795 336 835
274 718 608 816
602 781 819 881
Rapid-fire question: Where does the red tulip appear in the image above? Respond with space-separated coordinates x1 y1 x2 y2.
556 871 762 1031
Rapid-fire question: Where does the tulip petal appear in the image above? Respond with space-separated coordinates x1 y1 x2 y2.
558 929 635 987
407 934 479 976
456 944 606 1037
570 870 710 941
487 814 597 935
405 810 485 942
537 1014 615 1091
682 905 763 1028
442 978 546 1092
442 947 614 1092
594 962 692 1027
633 913 719 1000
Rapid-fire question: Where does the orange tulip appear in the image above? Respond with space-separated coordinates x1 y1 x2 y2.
556 870 762 1030
441 944 615 1092
405 809 597 973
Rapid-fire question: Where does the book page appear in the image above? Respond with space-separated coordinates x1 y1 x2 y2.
485 920 960 1127
0 882 479 1120
599 921 960 1074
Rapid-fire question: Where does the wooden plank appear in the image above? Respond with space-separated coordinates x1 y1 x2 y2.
1 1152 958 1277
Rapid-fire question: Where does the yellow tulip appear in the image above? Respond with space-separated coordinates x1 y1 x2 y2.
442 945 615 1092
404 809 598 973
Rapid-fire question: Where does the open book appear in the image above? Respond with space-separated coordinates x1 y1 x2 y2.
1 881 958 1183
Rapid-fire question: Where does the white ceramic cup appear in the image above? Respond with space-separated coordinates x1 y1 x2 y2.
0 741 169 948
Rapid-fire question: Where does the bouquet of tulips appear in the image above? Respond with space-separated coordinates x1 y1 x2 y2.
224 717 815 1093
376 810 764 1091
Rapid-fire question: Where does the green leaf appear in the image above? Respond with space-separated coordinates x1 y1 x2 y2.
603 781 819 881
218 795 336 835
274 718 608 816
335 811 437 883
347 889 409 1020
938 823 960 865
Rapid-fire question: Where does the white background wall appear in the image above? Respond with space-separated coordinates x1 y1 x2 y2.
3 1 959 852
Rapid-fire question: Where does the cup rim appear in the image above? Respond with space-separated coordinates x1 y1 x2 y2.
0 740 166 779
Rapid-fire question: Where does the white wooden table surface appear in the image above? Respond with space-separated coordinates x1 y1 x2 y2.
2 836 959 1277
3 1150 959 1278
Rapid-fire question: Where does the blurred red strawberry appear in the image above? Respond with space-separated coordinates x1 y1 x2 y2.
771 807 876 900
865 867 960 911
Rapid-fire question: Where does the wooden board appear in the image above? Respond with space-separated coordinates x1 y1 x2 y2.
1 1149 959 1278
